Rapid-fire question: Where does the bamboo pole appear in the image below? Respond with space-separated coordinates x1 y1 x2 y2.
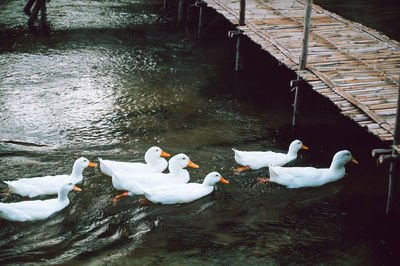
292 0 312 126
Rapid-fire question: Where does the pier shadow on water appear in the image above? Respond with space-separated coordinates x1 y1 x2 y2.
0 0 400 264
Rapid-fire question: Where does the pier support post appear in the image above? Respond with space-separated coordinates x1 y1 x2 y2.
230 0 246 78
195 1 206 39
177 0 184 25
235 35 242 73
292 0 312 126
386 75 400 214
372 74 400 215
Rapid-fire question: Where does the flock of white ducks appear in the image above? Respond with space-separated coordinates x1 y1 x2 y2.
0 140 357 222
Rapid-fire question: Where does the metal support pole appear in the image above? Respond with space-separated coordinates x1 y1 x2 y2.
386 74 400 214
177 0 184 25
197 1 204 39
292 0 312 127
233 0 246 77
239 0 246 26
163 0 168 10
235 35 241 73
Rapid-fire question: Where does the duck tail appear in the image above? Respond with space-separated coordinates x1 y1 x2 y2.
269 164 277 177
3 181 15 192
99 158 113 176
232 148 241 158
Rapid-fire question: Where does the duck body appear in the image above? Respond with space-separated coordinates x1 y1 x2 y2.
268 150 358 188
113 172 188 195
233 140 308 171
112 153 199 196
143 172 229 204
233 149 296 169
3 157 96 198
99 146 170 176
0 182 81 222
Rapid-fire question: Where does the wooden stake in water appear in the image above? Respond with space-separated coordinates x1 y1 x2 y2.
292 0 312 126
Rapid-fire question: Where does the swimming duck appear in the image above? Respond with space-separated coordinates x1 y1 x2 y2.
99 146 170 176
233 140 308 174
112 153 199 201
0 182 81 222
3 157 96 198
140 172 229 205
258 150 358 188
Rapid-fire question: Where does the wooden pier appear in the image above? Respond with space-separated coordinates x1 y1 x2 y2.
201 0 400 142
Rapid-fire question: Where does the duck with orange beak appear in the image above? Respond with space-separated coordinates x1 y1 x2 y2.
99 146 170 176
139 172 229 205
0 182 82 222
112 153 199 202
233 140 308 174
3 157 96 198
259 150 358 188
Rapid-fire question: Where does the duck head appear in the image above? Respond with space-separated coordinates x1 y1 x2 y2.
288 140 308 155
58 182 82 201
168 153 199 173
71 157 97 177
144 146 170 164
203 172 229 186
330 150 358 169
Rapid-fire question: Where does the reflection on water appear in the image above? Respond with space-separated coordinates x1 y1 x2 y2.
0 0 399 264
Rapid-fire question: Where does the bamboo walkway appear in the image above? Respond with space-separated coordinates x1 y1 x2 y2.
203 0 400 142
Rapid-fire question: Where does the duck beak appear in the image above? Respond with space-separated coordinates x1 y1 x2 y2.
88 161 97 167
302 145 309 150
73 186 82 191
220 176 229 184
351 157 359 164
161 150 170 157
187 160 199 168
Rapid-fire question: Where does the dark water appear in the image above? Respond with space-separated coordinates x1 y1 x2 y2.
0 0 399 265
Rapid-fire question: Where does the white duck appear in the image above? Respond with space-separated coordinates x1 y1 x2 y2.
259 150 358 188
99 146 170 176
3 157 96 198
140 172 229 205
0 182 81 222
112 153 199 201
233 140 308 174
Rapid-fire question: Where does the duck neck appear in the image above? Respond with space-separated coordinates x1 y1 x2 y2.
168 166 189 183
148 157 166 168
58 188 70 203
168 163 186 175
329 160 344 170
71 166 83 181
287 148 298 158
